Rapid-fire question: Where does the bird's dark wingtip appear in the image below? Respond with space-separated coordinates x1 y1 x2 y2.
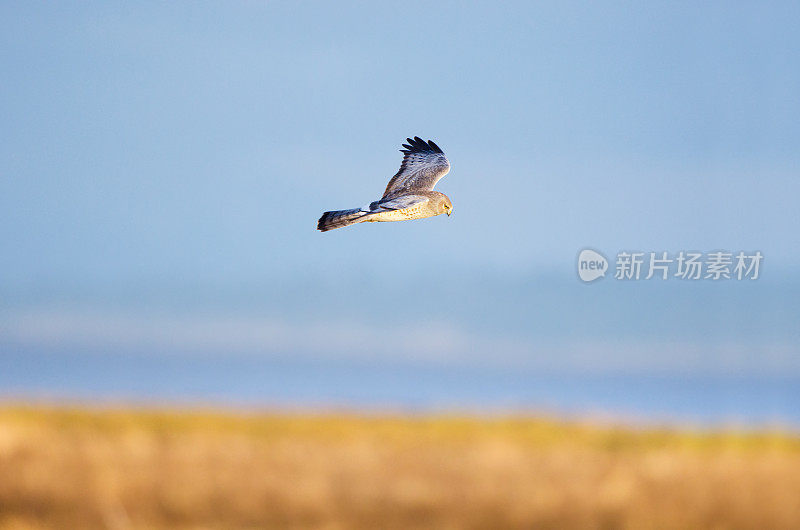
400 136 443 155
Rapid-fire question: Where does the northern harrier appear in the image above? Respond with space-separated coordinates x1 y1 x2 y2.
317 136 452 232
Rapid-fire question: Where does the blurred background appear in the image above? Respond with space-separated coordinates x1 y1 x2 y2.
2 3 800 529
1 1 799 425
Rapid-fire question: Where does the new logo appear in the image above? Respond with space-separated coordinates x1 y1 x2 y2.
577 249 608 282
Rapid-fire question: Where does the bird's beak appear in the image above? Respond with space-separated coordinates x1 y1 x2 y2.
447 210 451 217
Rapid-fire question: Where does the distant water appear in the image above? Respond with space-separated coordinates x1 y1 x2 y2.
1 346 798 428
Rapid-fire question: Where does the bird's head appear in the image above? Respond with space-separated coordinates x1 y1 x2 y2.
441 197 453 217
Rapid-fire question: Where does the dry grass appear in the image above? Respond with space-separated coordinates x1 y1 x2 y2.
0 406 799 529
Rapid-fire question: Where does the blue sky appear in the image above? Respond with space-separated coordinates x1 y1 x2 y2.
1 2 799 383
2 2 799 282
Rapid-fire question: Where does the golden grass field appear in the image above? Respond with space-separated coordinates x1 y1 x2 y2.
0 406 799 529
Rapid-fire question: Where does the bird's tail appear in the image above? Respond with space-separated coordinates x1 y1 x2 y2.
317 208 368 232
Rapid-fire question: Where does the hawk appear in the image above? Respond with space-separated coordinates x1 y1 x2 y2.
317 136 452 232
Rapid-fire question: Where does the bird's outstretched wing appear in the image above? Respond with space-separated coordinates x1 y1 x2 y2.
382 136 450 198
370 194 429 211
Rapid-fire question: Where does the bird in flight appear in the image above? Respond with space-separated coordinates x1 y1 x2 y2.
317 136 452 232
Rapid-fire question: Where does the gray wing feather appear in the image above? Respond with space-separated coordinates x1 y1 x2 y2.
370 194 429 211
382 137 450 198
